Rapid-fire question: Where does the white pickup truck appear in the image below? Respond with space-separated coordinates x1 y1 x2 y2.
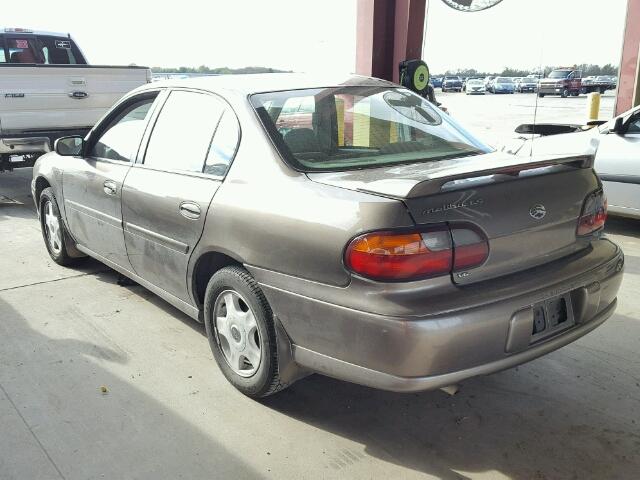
0 28 151 170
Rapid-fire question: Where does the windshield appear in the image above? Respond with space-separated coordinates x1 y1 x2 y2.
549 70 571 79
468 79 483 85
251 86 492 172
496 78 513 83
444 77 459 81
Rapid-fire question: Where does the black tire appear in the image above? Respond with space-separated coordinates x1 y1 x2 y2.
203 265 282 398
538 92 545 98
39 187 78 266
571 91 579 97
561 88 569 98
441 87 447 93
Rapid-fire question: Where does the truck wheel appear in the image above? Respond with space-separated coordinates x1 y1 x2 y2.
203 265 284 398
571 91 579 97
39 187 79 266
538 92 545 98
561 88 569 98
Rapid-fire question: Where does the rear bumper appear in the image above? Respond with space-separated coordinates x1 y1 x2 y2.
251 239 623 392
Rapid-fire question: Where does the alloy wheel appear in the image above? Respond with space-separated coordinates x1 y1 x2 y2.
214 290 262 377
43 200 63 255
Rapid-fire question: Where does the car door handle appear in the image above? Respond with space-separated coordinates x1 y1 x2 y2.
179 201 201 219
103 180 117 195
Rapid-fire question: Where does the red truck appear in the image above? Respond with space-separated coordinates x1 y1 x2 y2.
537 68 583 98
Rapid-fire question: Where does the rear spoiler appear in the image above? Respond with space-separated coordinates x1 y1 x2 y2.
406 154 594 198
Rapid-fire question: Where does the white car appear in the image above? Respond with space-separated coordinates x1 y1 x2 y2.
515 106 640 219
465 79 486 94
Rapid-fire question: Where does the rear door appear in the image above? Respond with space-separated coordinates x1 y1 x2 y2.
122 89 240 301
596 111 640 215
63 91 161 269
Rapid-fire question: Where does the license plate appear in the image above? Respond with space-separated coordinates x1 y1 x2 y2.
530 294 575 342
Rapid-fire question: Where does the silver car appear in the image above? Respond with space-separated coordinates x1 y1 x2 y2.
32 74 623 397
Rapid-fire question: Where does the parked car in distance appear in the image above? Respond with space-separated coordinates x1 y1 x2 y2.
0 27 151 171
538 68 582 98
515 105 640 219
484 76 496 90
430 76 443 88
465 78 486 94
516 77 538 93
33 74 623 398
490 77 515 94
442 75 462 92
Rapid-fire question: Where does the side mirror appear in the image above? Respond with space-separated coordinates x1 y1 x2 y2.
54 136 84 156
610 117 624 134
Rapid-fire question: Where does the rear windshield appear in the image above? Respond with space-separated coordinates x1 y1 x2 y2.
251 86 492 172
496 77 512 83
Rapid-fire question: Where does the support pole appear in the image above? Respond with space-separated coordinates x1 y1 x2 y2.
356 0 427 82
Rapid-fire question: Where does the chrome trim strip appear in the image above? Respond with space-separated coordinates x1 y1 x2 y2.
125 222 189 254
65 199 122 228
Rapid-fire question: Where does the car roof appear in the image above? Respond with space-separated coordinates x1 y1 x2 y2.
140 73 397 95
1 27 70 37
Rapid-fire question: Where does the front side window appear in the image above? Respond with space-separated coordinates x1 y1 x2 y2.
144 90 225 173
627 113 640 134
251 86 491 172
89 96 157 162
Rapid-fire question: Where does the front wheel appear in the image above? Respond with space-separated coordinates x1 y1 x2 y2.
39 187 77 266
538 92 545 98
204 266 283 398
561 88 569 98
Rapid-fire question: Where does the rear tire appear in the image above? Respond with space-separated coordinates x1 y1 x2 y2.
204 265 283 398
538 92 545 98
39 187 78 266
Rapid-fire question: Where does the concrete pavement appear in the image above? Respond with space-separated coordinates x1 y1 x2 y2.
1 167 639 480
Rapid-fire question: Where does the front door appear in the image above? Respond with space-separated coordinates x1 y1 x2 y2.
122 89 240 302
63 93 160 269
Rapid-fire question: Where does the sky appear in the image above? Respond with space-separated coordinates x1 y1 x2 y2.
2 0 628 74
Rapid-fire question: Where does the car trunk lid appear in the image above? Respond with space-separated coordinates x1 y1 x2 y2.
308 151 599 285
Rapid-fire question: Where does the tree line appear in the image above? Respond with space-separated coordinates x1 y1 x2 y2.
439 63 618 77
152 65 291 74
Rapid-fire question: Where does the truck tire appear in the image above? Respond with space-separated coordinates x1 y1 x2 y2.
538 92 545 98
571 91 579 97
561 88 569 98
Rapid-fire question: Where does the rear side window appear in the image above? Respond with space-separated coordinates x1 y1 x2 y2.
204 111 240 176
34 36 82 64
144 90 225 174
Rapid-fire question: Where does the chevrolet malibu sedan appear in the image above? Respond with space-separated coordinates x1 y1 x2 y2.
33 74 623 398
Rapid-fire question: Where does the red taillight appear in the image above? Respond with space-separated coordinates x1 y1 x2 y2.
577 190 607 236
345 225 489 281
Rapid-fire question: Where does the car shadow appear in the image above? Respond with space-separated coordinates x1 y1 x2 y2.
0 295 262 479
261 314 640 479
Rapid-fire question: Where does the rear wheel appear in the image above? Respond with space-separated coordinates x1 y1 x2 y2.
204 266 283 398
538 92 545 98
